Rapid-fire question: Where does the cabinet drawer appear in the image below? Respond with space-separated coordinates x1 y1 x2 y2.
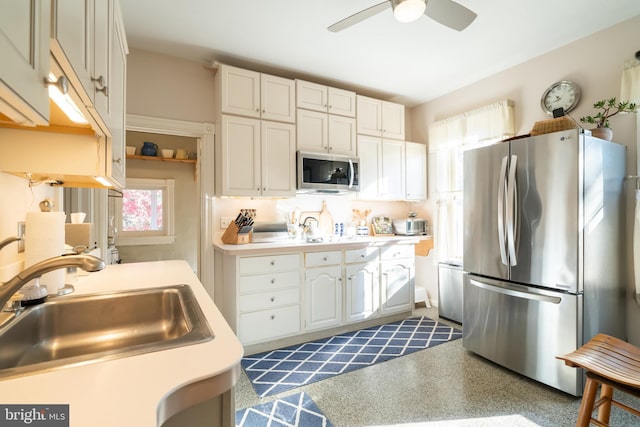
239 253 300 275
345 247 379 264
305 251 342 267
238 305 300 344
239 288 300 312
380 244 414 261
239 271 301 294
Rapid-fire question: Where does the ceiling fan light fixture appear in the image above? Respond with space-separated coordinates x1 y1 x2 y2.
392 0 426 23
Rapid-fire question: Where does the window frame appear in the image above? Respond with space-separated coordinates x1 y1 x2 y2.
115 178 176 246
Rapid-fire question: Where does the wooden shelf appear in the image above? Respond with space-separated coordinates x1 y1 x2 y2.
127 154 196 164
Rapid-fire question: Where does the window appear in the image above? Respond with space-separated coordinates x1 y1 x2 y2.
428 100 515 263
115 178 175 246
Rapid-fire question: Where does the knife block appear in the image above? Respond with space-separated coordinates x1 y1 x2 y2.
221 222 253 244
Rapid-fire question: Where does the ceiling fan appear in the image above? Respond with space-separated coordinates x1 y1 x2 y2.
328 0 477 32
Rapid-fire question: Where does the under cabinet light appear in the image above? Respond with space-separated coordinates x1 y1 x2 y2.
94 176 112 187
46 73 89 124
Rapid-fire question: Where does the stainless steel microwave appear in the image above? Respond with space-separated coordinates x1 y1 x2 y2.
297 151 359 193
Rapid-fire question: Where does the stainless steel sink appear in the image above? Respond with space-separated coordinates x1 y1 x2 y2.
0 285 214 379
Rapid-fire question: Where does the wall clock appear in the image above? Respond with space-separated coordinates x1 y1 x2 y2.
540 81 581 115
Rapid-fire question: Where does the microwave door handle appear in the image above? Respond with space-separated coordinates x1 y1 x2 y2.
348 159 354 188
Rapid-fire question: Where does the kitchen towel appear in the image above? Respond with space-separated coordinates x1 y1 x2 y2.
635 190 640 302
25 211 66 295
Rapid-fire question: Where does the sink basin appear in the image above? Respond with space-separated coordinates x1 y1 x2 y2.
0 285 214 379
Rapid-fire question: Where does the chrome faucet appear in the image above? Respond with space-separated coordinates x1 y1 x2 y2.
0 254 105 310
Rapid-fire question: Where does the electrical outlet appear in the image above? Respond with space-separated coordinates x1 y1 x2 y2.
220 216 234 229
17 221 25 253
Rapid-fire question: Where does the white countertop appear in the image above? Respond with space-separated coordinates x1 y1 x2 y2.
0 260 243 427
214 235 430 255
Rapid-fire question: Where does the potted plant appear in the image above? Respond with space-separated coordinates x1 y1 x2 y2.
580 98 637 141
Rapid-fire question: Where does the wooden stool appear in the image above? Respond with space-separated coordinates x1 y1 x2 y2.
557 333 640 426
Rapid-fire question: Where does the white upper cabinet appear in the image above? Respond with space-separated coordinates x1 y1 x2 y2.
356 95 405 140
0 1 50 126
357 135 382 199
405 141 427 201
218 115 296 197
220 64 295 123
381 139 406 200
50 0 114 125
297 109 356 156
296 80 356 117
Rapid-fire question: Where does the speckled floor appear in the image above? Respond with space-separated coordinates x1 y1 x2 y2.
235 306 640 426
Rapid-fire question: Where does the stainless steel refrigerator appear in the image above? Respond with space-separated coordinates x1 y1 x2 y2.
462 129 627 396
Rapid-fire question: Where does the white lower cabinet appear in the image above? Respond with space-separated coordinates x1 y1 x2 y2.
380 245 415 315
304 251 343 331
219 244 415 348
237 254 302 345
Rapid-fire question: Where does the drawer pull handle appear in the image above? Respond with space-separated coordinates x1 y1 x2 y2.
270 296 275 302
270 315 275 320
271 278 275 284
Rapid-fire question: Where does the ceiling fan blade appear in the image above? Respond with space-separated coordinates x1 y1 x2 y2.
424 0 477 31
328 1 391 32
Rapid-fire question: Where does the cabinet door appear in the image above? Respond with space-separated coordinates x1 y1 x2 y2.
261 73 295 123
381 139 405 200
220 65 260 118
0 0 50 125
261 121 296 197
405 141 426 200
51 0 93 101
107 3 127 188
382 101 405 140
305 266 342 331
297 109 328 152
328 115 356 156
328 87 356 117
220 115 261 196
356 95 382 136
357 135 382 199
345 262 379 323
92 0 111 122
380 259 414 315
296 80 327 113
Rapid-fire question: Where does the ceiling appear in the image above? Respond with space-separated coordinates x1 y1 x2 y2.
120 0 640 107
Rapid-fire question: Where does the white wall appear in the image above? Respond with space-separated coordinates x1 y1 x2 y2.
409 15 640 342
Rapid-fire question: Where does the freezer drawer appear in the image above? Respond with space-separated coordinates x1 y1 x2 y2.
438 262 463 323
463 274 582 396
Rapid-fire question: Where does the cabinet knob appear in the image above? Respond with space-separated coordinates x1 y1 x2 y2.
91 75 109 96
270 296 275 302
262 109 266 113
256 108 260 112
323 256 328 261
360 254 365 258
113 157 122 165
270 314 275 320
270 260 275 266
271 278 275 284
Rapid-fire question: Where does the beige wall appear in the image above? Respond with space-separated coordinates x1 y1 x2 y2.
409 15 640 342
127 48 215 123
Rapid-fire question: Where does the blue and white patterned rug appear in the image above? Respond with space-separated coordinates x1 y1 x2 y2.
242 316 462 397
236 392 333 427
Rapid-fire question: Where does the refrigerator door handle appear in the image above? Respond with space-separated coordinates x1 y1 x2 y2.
497 155 509 266
507 154 518 266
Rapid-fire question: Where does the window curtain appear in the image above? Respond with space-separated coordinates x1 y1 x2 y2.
429 99 515 264
621 56 640 103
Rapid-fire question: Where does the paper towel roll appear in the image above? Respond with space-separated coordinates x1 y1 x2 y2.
25 211 66 295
